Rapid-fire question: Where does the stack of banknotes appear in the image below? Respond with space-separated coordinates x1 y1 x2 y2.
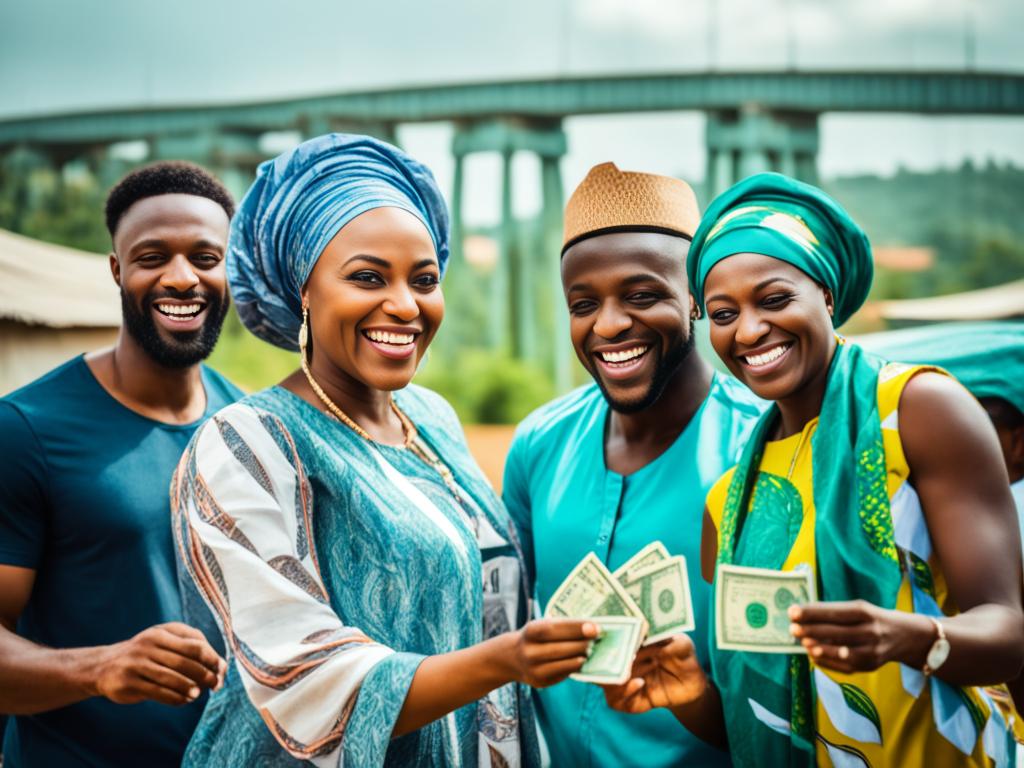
545 544 817 685
544 542 695 684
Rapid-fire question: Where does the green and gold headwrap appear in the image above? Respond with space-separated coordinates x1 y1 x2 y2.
688 173 873 327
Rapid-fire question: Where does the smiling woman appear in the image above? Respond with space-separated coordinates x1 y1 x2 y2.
601 173 1024 768
169 134 596 768
299 206 444 407
695 175 1024 767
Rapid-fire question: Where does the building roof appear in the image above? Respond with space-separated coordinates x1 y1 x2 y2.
872 245 934 272
0 228 121 328
878 279 1024 322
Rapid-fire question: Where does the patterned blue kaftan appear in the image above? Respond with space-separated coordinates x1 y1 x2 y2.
172 384 539 767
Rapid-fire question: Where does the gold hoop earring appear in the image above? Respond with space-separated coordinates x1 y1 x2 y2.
298 305 309 356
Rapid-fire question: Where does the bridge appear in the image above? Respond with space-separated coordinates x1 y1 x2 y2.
4 69 1022 387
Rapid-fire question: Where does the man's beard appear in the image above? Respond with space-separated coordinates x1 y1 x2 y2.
597 319 697 414
121 287 229 369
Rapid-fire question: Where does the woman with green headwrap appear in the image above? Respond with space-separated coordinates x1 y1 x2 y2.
600 173 1024 767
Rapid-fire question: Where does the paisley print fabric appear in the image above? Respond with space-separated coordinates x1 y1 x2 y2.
171 384 539 767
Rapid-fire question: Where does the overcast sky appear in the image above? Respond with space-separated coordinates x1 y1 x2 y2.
2 0 1023 223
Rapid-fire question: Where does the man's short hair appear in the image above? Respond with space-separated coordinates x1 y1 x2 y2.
105 161 235 238
980 397 1024 432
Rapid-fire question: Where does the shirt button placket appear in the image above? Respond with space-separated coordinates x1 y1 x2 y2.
596 473 623 562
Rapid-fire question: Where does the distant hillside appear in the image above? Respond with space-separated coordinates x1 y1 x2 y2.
825 163 1024 247
823 163 1024 298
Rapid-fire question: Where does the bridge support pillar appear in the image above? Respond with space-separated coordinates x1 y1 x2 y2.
705 105 819 198
450 118 568 389
539 152 571 393
707 148 734 203
149 130 265 201
496 147 514 353
87 147 134 193
795 152 819 186
0 145 55 233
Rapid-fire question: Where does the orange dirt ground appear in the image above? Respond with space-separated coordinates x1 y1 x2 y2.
463 425 516 494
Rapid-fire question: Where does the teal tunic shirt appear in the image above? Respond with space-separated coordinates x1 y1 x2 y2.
0 355 241 768
503 374 764 768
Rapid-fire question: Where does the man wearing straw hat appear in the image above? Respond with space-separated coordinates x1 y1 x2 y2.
503 162 765 766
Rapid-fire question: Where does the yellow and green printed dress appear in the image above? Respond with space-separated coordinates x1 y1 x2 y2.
708 363 1022 767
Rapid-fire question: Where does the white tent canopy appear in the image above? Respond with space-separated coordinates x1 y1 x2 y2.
0 228 120 328
878 279 1024 322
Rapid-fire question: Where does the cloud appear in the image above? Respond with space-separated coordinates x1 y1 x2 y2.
572 0 1023 72
573 0 710 41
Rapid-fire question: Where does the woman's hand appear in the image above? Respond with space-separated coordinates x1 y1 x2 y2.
395 618 597 736
789 600 934 674
508 618 599 688
601 635 708 714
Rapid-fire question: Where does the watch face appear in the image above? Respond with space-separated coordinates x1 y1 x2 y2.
927 637 951 670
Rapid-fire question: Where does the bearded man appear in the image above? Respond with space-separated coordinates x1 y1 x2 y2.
504 163 765 767
0 162 242 767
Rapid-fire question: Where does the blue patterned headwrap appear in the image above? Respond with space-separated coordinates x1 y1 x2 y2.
228 133 450 350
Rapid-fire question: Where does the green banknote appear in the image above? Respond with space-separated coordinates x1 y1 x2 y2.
611 540 669 582
715 563 816 653
570 616 646 685
619 555 695 645
545 552 647 634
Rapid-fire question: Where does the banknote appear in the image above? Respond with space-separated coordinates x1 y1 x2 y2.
715 563 816 653
545 552 647 634
612 540 669 582
620 555 695 645
570 616 646 685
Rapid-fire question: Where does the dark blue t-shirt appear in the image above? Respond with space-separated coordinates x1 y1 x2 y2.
0 355 242 768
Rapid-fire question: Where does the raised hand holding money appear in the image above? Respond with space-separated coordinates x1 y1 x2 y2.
600 634 709 714
507 618 601 688
788 599 926 674
715 563 816 653
546 544 697 685
570 616 646 685
545 552 648 684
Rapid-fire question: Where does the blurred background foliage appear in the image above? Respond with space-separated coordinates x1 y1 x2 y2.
3 160 1023 421
826 161 1024 301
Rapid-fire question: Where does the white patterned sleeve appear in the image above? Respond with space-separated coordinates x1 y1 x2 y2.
171 403 421 767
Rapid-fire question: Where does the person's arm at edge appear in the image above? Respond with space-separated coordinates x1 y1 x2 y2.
897 373 1024 684
0 564 100 713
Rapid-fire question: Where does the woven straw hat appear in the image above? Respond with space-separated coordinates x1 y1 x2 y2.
562 162 701 254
